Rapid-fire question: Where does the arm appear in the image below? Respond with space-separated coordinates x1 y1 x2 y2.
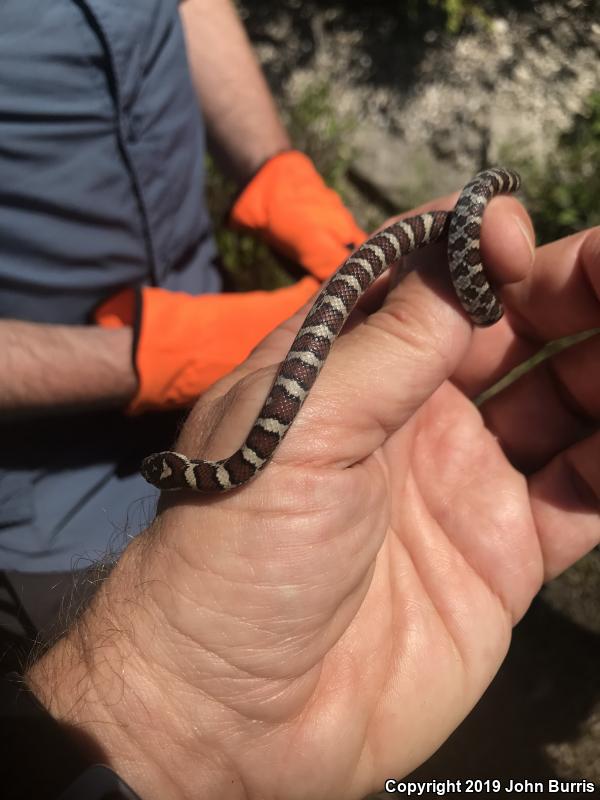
0 320 136 416
179 0 291 184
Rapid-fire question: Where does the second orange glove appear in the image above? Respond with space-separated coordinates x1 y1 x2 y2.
95 278 319 414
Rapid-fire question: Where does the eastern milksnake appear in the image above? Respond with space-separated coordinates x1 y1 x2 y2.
141 167 521 493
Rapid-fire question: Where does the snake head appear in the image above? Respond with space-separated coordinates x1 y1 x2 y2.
140 451 187 491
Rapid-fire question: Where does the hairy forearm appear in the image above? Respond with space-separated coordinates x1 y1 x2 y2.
179 0 291 184
25 540 171 798
0 320 137 416
25 535 234 800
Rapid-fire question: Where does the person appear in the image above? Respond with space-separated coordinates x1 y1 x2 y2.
20 205 599 798
0 0 365 643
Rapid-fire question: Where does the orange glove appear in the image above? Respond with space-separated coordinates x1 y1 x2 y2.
229 150 367 281
95 278 319 414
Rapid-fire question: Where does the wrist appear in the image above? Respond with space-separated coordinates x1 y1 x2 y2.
224 139 292 190
25 537 239 800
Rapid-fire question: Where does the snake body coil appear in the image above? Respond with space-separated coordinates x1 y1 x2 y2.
142 167 521 493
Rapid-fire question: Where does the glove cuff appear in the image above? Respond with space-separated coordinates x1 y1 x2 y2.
93 286 144 406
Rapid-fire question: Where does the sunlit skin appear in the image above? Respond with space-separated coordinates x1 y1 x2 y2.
29 195 599 800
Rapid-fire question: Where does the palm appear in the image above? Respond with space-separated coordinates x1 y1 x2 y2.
151 215 598 799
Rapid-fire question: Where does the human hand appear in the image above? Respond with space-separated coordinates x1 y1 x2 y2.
29 197 599 800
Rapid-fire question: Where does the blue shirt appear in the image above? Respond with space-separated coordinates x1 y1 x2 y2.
0 0 221 570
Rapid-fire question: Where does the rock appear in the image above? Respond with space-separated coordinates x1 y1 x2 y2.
241 0 600 206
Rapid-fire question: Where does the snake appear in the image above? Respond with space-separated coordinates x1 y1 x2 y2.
141 167 521 493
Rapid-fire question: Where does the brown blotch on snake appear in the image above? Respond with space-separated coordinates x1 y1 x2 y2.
141 167 521 493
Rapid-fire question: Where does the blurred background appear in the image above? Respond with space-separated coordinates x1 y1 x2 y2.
211 0 600 789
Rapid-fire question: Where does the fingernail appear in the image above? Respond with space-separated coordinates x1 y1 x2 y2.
513 214 535 265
